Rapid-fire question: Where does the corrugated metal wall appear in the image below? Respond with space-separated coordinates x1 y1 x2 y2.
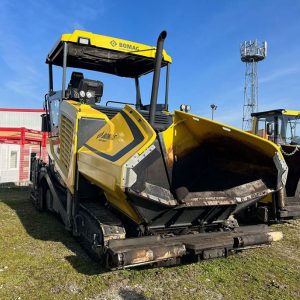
0 111 42 130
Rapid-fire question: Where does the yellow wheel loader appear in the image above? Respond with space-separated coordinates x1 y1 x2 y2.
250 109 300 222
31 30 285 269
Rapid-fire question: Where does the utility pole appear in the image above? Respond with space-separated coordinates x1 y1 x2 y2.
210 104 217 120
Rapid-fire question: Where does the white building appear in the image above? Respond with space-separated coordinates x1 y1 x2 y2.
0 108 47 185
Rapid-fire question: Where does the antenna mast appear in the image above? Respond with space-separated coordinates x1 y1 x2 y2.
240 40 267 130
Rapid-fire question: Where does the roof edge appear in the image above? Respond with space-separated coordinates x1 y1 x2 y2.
0 108 45 112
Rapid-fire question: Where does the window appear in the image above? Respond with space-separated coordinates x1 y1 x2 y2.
256 117 266 136
256 115 277 142
9 151 18 169
49 98 60 136
48 91 62 137
281 116 300 145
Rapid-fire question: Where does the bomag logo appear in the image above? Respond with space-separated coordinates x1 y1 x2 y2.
110 40 139 51
110 40 117 47
96 131 117 141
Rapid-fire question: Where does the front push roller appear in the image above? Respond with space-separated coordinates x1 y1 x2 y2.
104 225 282 269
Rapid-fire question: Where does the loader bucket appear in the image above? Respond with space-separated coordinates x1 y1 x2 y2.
126 110 286 229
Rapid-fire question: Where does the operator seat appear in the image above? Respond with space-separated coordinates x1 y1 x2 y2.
67 72 84 100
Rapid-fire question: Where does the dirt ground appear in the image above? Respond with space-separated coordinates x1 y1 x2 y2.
0 188 299 300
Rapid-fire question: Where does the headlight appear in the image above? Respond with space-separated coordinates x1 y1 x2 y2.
180 104 186 111
78 37 90 45
180 104 191 112
79 90 86 98
86 91 92 99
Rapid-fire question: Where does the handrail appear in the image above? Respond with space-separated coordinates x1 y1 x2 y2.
105 100 136 107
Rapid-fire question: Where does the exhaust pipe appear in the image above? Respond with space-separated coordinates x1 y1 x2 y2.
149 31 167 127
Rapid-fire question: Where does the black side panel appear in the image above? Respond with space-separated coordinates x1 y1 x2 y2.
77 118 106 148
281 145 300 197
91 105 172 131
126 140 175 225
127 188 236 230
131 141 171 193
127 192 170 224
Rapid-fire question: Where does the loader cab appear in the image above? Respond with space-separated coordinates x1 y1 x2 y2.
252 110 300 216
44 30 172 134
252 109 300 145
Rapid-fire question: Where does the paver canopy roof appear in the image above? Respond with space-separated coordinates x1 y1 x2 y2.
47 30 172 78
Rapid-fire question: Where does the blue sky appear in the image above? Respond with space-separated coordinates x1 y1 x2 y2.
0 0 299 128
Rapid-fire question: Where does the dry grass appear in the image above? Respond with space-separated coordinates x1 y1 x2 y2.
0 188 299 300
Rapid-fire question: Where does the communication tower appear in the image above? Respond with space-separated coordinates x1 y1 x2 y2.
240 40 267 130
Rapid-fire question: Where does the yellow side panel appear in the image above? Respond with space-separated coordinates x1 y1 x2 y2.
78 105 156 223
85 112 134 159
47 100 109 193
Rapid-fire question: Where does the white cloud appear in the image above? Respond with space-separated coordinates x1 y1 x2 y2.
260 66 300 84
216 112 242 126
